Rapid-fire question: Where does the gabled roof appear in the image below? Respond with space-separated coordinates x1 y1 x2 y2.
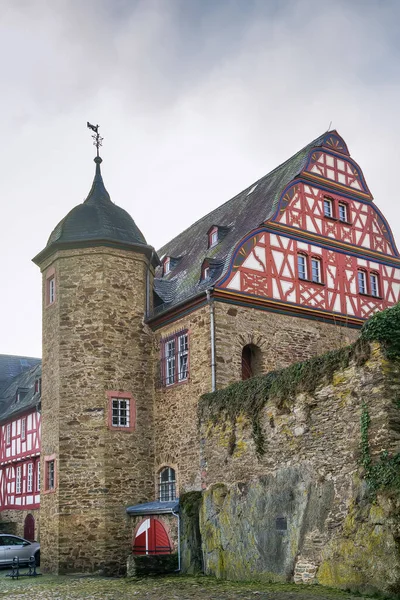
0 360 41 421
0 355 41 396
153 131 331 316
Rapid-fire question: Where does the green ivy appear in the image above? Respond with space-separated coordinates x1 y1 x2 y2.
200 338 370 456
200 302 400 458
360 402 400 493
361 302 400 358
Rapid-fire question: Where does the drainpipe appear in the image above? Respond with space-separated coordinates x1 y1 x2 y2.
146 251 154 319
206 289 216 392
172 508 181 571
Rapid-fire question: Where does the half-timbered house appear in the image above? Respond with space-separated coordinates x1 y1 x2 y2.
1 129 399 574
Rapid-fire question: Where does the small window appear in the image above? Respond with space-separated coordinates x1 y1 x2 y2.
311 257 322 283
163 258 171 275
358 270 367 294
159 467 176 501
338 203 348 223
370 273 379 297
27 463 33 493
209 227 219 248
46 460 55 490
21 418 26 441
16 466 22 494
34 378 42 395
112 398 130 428
5 424 11 446
297 254 307 280
37 462 41 492
241 344 262 380
161 331 189 387
324 198 333 218
203 266 210 280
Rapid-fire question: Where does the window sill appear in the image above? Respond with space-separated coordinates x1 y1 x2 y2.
359 293 382 300
299 278 325 287
109 425 135 432
162 378 189 390
42 488 56 495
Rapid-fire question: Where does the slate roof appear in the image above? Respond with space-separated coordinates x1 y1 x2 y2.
33 157 156 266
126 500 179 516
0 360 41 422
153 133 327 316
0 355 41 396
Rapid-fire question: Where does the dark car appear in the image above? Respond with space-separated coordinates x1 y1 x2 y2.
0 534 40 566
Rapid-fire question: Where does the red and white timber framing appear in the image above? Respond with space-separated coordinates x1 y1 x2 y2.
219 143 400 325
0 410 41 510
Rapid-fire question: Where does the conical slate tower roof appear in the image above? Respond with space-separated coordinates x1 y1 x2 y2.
33 157 155 265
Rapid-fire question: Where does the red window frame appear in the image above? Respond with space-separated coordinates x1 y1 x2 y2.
160 330 189 388
106 391 136 432
357 268 381 298
43 454 56 494
323 196 351 224
296 252 324 285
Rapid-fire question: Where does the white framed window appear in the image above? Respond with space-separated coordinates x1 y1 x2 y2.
37 462 40 492
370 273 379 297
5 423 11 446
111 398 130 428
16 466 22 494
27 463 33 493
162 331 189 386
46 460 55 491
48 277 55 304
209 228 218 248
159 467 176 501
297 254 307 280
338 203 348 222
311 258 322 283
324 198 333 218
21 418 26 441
358 270 367 294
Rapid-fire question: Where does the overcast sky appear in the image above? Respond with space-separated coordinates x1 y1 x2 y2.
1 0 399 358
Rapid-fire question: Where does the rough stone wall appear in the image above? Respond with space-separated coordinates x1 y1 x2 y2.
154 306 211 494
0 509 40 540
39 247 155 574
214 301 359 388
198 343 400 594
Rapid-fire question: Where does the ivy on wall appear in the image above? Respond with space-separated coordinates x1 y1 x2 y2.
200 302 400 458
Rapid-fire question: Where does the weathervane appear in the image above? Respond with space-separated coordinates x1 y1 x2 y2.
87 121 103 158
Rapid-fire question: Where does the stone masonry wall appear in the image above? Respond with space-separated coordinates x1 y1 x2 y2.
39 247 155 574
214 301 359 388
154 305 211 494
198 343 400 595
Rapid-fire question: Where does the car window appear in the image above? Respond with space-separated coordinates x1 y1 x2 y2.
1 536 26 546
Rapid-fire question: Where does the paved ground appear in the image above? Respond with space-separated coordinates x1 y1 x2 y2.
0 572 377 600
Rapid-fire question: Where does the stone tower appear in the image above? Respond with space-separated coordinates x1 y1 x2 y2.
33 156 157 574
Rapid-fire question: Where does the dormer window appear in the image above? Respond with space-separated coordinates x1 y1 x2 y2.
208 227 219 248
163 257 171 276
35 378 42 395
203 266 210 280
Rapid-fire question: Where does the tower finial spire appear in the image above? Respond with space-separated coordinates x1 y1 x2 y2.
87 121 103 158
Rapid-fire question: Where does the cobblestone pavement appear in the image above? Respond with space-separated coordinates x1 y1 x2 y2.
0 573 377 600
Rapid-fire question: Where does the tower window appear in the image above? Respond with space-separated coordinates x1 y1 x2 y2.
46 460 55 491
107 391 136 431
161 331 189 386
158 467 176 501
45 267 56 306
37 462 41 492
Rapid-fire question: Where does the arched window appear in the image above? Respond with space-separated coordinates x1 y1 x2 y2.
158 467 176 501
241 344 262 380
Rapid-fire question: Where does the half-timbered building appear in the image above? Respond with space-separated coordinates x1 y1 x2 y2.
1 129 399 574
